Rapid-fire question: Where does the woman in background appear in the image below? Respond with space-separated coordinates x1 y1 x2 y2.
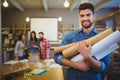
14 34 26 60
28 31 39 55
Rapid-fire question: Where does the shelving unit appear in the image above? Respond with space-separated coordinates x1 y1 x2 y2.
2 24 30 63
94 21 106 32
95 9 120 32
95 9 120 80
95 10 120 22
2 24 30 48
58 24 78 40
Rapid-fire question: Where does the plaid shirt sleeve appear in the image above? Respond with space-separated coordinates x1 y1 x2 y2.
41 39 51 59
46 40 50 49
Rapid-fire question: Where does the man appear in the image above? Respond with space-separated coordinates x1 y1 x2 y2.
54 3 110 80
38 32 51 59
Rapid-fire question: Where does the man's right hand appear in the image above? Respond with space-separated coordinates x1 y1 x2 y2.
62 58 90 72
72 60 90 71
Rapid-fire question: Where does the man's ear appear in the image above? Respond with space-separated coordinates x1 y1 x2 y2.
93 14 96 23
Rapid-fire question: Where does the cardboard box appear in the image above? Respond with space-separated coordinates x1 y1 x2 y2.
28 53 39 63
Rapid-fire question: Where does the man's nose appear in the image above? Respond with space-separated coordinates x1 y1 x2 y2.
83 16 88 20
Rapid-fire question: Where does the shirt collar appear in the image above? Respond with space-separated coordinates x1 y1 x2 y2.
79 28 98 34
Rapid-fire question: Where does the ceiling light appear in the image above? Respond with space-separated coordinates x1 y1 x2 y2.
58 17 62 22
64 0 69 8
3 0 8 7
26 17 30 22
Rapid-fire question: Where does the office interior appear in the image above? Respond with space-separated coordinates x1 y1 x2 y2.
0 0 120 80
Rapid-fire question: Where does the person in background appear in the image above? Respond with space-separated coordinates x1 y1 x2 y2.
14 34 26 60
28 31 39 55
54 3 110 80
38 32 51 59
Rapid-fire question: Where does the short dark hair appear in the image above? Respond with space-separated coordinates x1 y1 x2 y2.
38 32 44 35
79 3 94 14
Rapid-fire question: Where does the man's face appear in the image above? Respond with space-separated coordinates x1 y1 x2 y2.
38 34 43 39
79 9 94 28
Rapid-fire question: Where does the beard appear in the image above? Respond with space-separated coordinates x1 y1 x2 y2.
81 20 93 28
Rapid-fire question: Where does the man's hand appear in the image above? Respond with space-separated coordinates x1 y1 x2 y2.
75 40 102 71
33 45 39 48
72 60 90 71
76 40 91 59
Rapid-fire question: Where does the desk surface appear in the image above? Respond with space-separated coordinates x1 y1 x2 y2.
28 61 64 80
28 68 64 80
0 60 65 80
9 68 64 80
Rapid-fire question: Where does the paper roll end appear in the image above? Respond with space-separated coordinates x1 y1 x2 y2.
54 47 61 53
62 46 78 59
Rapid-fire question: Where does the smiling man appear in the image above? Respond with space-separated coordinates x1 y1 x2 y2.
54 3 110 80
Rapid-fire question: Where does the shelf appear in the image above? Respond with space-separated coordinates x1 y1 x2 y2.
58 24 78 40
59 27 78 31
2 24 30 50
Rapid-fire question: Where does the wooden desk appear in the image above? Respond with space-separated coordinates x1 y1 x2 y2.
28 60 64 80
13 68 64 80
0 60 65 80
31 68 64 80
0 62 30 80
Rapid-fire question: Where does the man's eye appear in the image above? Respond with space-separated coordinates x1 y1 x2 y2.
80 15 84 17
87 14 90 16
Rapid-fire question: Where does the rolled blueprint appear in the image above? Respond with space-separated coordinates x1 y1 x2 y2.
54 28 113 54
71 30 120 62
62 28 113 58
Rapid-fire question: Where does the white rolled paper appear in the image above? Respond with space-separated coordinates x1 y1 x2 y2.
71 30 120 62
94 43 119 60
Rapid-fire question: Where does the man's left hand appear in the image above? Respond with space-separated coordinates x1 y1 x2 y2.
76 40 92 59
